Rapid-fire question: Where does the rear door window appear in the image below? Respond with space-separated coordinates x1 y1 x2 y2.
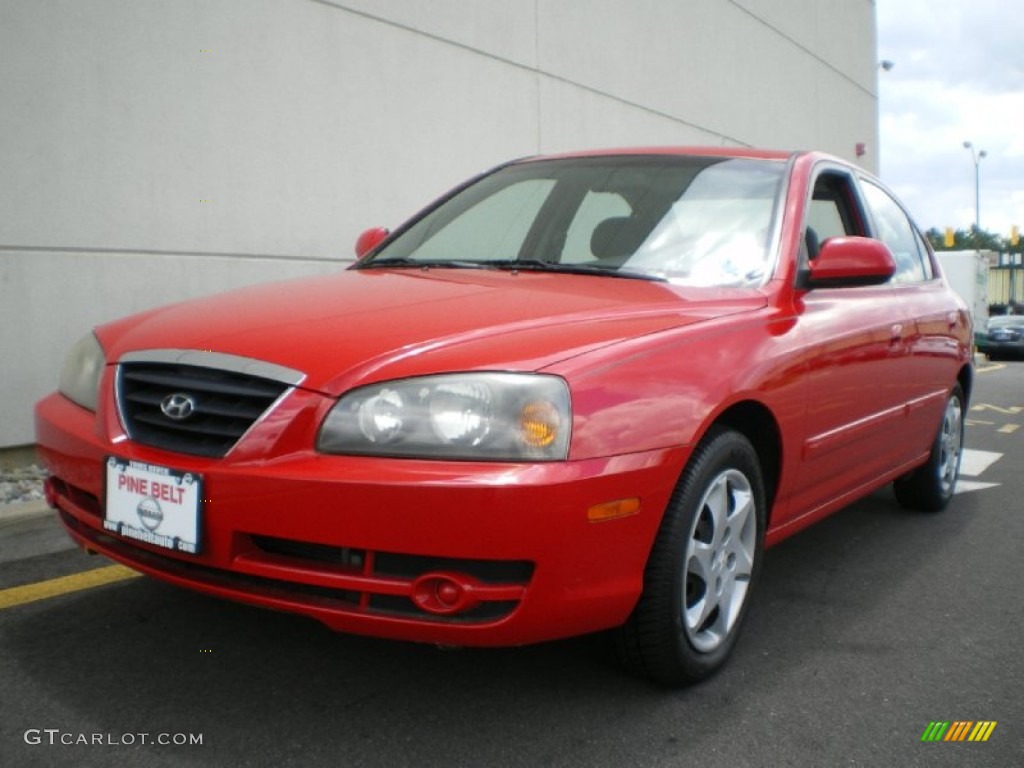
861 181 933 283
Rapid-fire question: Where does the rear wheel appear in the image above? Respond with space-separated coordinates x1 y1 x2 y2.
894 384 965 512
615 427 765 686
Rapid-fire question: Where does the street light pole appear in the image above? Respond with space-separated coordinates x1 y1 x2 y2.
963 141 987 233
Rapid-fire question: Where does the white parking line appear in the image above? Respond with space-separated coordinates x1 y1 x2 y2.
954 448 1003 495
956 480 1000 494
959 448 1002 477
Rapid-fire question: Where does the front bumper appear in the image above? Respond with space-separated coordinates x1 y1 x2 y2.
977 338 1024 358
35 391 684 646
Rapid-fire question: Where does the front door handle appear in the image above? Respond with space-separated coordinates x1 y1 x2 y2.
890 323 903 345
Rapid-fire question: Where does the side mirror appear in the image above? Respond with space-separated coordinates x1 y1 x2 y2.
803 236 896 288
354 227 390 259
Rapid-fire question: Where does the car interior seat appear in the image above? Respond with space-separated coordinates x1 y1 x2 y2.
590 216 653 267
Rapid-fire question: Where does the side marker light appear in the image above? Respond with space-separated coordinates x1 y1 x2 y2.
587 498 641 523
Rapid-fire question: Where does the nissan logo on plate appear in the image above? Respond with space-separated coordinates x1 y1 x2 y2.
160 392 196 421
136 496 164 531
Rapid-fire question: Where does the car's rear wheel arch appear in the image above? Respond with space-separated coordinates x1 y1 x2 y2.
712 401 782 526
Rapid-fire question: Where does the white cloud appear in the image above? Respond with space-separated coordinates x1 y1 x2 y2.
877 0 1024 235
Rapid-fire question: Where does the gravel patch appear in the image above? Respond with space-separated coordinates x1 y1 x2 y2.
1 464 47 505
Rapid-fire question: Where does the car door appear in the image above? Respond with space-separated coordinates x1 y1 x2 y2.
788 167 916 519
858 179 967 455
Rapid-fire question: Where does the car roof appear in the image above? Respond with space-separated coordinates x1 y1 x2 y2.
517 146 798 163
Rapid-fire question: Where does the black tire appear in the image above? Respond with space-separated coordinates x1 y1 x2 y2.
615 426 766 686
893 384 965 512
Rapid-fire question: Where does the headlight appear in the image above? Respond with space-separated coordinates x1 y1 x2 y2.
317 373 571 461
58 332 106 412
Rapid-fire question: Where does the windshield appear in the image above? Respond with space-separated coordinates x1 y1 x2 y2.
361 155 786 288
988 315 1024 329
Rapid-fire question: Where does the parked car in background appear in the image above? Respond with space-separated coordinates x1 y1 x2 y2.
36 148 973 686
977 314 1024 360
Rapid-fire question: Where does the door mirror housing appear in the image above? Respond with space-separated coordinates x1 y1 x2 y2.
802 236 896 288
354 227 390 260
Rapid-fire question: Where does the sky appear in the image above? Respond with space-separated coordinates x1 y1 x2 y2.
876 0 1024 237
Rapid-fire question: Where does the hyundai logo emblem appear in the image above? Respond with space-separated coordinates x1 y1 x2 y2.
160 393 196 421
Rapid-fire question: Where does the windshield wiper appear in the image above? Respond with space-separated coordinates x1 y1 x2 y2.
488 259 666 282
356 257 665 282
355 258 494 270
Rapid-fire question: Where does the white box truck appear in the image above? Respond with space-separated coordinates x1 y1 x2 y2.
936 250 990 345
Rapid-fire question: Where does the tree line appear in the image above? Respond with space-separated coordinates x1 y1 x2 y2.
924 225 1021 254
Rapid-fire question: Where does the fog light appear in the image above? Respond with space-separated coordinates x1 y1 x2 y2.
412 573 481 616
436 581 461 607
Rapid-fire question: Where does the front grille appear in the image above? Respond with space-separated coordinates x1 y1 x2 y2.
117 363 290 457
990 329 1021 341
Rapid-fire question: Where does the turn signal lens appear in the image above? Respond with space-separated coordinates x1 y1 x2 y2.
587 498 641 523
518 401 560 448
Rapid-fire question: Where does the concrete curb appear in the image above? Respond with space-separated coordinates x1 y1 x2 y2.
0 499 53 525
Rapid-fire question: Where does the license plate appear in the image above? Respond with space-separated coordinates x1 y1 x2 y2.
104 456 203 555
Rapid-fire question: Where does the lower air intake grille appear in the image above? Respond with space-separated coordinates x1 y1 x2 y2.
117 363 290 457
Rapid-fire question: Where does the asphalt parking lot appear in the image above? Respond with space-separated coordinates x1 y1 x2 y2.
1 361 1021 768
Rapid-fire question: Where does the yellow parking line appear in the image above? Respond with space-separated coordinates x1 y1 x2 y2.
976 362 1004 374
0 565 141 610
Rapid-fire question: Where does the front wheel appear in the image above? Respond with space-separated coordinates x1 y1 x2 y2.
893 384 965 512
615 427 765 686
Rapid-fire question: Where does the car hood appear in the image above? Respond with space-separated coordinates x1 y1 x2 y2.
98 268 766 395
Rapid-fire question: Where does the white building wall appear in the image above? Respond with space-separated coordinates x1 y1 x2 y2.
0 0 879 448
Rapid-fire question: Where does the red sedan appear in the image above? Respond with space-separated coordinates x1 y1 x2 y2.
35 148 972 685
